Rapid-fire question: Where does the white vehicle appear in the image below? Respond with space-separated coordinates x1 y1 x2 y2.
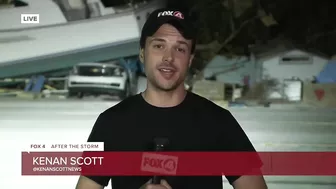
67 62 132 99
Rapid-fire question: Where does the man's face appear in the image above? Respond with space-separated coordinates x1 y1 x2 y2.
140 23 194 91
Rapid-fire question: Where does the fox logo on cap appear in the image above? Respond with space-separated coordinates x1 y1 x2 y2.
157 11 184 19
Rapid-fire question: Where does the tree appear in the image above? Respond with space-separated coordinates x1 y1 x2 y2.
169 0 336 80
167 0 278 80
107 0 335 79
260 0 336 57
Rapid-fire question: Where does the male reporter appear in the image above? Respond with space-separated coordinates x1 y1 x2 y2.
76 7 267 189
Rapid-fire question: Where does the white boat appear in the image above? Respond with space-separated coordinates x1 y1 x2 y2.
0 0 166 78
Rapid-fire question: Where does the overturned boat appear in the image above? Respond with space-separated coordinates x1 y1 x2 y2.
0 0 166 78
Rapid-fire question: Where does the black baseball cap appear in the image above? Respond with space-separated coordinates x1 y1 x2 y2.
140 8 197 53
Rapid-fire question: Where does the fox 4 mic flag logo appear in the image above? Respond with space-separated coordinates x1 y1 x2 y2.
141 153 178 175
21 14 39 24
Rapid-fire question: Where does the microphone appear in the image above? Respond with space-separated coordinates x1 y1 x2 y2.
152 137 169 184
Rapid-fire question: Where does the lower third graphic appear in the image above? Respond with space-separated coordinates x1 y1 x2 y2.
141 152 178 175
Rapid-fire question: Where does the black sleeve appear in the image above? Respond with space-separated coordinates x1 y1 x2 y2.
82 113 111 187
219 109 263 185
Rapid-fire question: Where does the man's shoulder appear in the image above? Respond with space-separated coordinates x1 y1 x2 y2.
188 92 231 116
87 94 141 138
99 94 141 118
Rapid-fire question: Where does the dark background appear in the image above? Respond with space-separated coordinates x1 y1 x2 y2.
102 0 336 59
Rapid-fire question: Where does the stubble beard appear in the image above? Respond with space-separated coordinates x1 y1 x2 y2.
143 56 186 92
148 73 182 92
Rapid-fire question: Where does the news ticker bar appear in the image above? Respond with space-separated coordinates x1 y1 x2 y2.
22 152 336 176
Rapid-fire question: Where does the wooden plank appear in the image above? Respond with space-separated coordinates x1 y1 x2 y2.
192 80 226 100
302 83 336 108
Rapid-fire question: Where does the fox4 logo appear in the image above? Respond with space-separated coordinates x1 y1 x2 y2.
157 11 184 19
141 153 178 175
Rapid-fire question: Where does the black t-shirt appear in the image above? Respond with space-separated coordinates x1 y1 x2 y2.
84 91 261 189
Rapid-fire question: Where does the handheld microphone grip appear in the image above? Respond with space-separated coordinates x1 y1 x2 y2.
152 137 169 184
152 175 161 185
